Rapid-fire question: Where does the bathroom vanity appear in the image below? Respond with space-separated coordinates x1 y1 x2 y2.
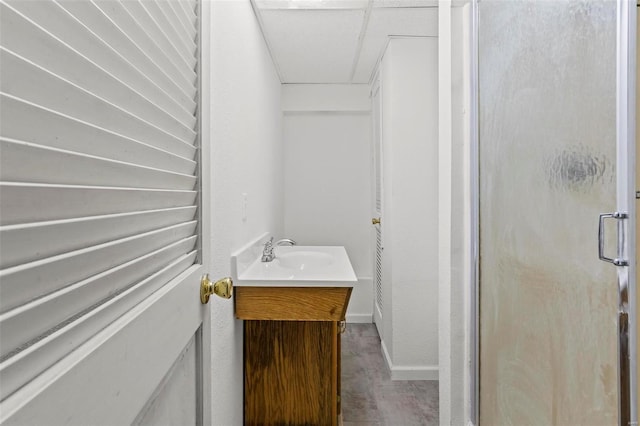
232 240 356 425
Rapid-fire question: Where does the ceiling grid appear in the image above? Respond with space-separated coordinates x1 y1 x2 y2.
251 0 439 84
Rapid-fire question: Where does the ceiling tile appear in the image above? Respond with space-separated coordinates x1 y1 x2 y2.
352 7 438 83
260 9 366 83
255 0 369 10
372 0 439 7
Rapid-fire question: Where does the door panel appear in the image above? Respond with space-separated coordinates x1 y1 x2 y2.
478 1 619 424
134 325 198 425
0 0 212 424
1 267 205 425
371 77 383 336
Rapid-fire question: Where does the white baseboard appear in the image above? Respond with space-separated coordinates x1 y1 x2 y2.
381 338 393 372
391 365 439 381
346 313 372 323
380 338 439 381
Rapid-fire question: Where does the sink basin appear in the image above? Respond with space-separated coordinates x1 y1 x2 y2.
277 251 334 270
231 236 357 287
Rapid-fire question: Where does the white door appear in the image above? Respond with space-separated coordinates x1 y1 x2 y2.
0 1 218 424
371 76 384 337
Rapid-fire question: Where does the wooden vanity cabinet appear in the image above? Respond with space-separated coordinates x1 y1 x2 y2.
235 286 352 426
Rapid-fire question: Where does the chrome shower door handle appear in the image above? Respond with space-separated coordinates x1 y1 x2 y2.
598 212 628 266
598 213 614 263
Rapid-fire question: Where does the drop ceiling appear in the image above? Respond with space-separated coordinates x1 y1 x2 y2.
251 0 439 84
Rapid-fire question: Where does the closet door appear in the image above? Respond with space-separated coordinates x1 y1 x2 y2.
371 76 384 337
0 1 214 424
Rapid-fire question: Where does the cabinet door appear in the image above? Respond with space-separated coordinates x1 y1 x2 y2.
244 320 337 426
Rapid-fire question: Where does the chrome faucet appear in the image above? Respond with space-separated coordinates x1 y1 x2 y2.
275 238 296 246
261 237 297 262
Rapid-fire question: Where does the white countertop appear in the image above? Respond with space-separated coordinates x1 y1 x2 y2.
232 244 357 287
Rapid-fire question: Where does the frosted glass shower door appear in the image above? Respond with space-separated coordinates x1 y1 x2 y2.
478 1 630 425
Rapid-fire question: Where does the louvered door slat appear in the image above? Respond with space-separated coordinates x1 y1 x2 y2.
1 5 197 137
177 0 197 25
165 1 198 47
4 1 197 115
0 250 198 401
0 139 196 190
0 95 197 174
0 237 198 361
93 1 196 90
0 221 197 313
1 50 196 156
140 0 197 65
61 1 197 98
0 183 197 226
0 207 197 269
375 227 383 312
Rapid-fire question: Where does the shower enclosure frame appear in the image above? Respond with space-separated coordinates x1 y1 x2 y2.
468 1 637 425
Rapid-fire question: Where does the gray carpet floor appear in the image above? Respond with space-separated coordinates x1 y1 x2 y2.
341 323 439 426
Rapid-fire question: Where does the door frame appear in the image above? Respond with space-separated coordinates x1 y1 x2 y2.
619 1 637 424
469 0 479 424
468 0 637 425
199 0 213 424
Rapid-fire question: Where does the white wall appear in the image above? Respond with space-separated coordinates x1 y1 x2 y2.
380 37 439 380
282 84 371 112
438 2 453 422
209 1 284 424
282 84 373 323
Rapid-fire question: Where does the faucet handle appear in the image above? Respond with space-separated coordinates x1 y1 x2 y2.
261 237 275 262
263 237 274 252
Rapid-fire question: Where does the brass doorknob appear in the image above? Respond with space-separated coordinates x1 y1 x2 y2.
372 217 381 225
200 274 233 304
